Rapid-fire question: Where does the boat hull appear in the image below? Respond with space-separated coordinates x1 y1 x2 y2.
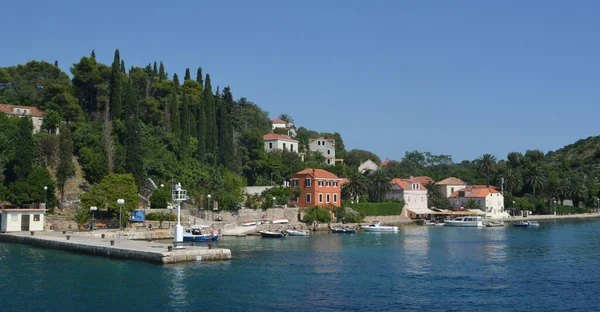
183 234 219 242
361 226 399 232
259 231 287 238
444 221 483 227
331 228 356 234
285 230 310 236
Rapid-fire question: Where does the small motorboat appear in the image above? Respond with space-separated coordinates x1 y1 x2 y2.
513 221 540 227
243 221 257 226
285 229 310 236
272 218 289 224
259 231 287 238
183 226 219 242
484 221 505 227
444 216 484 227
360 221 399 232
331 227 356 234
423 220 445 226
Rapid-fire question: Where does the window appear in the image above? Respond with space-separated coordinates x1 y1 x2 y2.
333 181 338 187
292 179 299 187
451 187 454 193
33 214 40 222
321 140 325 145
305 178 311 187
291 145 294 152
295 197 299 203
318 193 323 203
327 159 331 164
269 142 273 149
326 194 330 203
318 180 323 187
306 193 311 203
317 141 321 146
283 143 287 150
333 194 338 203
327 149 331 155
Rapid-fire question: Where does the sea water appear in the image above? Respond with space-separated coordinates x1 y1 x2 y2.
2 220 600 312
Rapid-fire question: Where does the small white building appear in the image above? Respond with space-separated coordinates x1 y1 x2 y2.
437 177 469 198
358 159 379 173
271 118 296 137
0 208 46 232
449 186 510 219
0 104 46 133
386 178 429 217
309 137 337 165
263 133 299 153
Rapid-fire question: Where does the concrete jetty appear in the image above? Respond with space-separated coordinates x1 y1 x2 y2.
0 230 231 265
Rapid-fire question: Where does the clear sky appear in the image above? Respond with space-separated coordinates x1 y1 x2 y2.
2 0 599 162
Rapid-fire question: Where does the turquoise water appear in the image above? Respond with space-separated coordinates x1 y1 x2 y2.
2 220 600 312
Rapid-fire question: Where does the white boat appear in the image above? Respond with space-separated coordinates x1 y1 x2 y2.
444 216 484 227
272 218 289 224
285 229 310 236
423 220 445 226
360 221 399 232
243 221 257 226
183 225 219 241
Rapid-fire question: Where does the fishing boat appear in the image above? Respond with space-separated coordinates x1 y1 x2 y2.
331 227 356 234
444 216 484 227
513 221 540 227
272 218 289 224
285 229 310 236
183 225 219 242
360 221 399 232
259 231 287 238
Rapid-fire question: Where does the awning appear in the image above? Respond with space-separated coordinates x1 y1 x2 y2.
406 207 435 214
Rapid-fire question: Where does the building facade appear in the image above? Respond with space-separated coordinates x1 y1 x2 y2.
0 208 46 232
271 118 296 137
290 168 341 208
263 133 299 153
0 104 45 133
308 137 336 165
437 177 469 198
449 186 510 219
386 178 428 213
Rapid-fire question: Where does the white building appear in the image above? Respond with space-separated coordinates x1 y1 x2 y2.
263 133 299 153
386 178 429 216
271 118 296 137
449 186 510 219
358 159 379 174
0 208 46 232
437 177 468 198
309 137 337 165
0 104 46 133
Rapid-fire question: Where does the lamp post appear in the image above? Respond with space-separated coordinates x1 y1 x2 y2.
553 200 557 216
207 194 212 220
512 201 515 217
596 198 599 213
90 206 97 231
43 186 48 210
272 197 276 208
117 199 124 239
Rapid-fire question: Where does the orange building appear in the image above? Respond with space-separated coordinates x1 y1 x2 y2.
291 168 342 208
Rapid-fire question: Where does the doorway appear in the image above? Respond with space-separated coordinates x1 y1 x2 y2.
21 214 30 231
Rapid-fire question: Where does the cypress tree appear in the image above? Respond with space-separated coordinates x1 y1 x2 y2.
203 73 218 155
56 125 74 203
13 117 35 180
184 68 191 81
219 86 235 169
173 73 180 94
159 62 165 81
54 60 58 67
120 60 126 73
152 61 158 76
196 67 203 85
123 78 145 188
109 49 122 119
179 88 190 147
196 94 207 159
91 49 96 59
170 90 180 138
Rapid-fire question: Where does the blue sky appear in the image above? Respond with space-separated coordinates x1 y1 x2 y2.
3 0 599 162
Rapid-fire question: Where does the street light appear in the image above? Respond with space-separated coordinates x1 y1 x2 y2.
512 201 515 217
117 199 124 239
90 206 97 230
272 197 276 207
553 200 557 216
43 186 48 210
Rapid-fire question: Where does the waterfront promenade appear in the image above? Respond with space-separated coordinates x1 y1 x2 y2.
490 212 600 222
0 230 231 264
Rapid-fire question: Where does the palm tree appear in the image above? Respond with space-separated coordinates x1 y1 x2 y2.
341 171 367 202
525 164 547 197
278 113 294 125
366 170 391 203
500 169 523 194
464 198 482 210
423 181 443 198
568 180 588 208
477 154 497 188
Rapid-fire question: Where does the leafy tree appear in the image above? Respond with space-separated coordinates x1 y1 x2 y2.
159 62 166 81
203 74 218 157
10 117 36 180
345 149 381 168
150 187 170 208
123 79 145 188
7 167 56 207
477 153 497 187
72 208 91 230
56 125 74 204
238 128 267 186
500 169 523 194
79 173 139 212
41 110 61 133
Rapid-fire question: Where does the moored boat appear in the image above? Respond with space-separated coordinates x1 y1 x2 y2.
360 221 399 232
272 218 289 224
331 227 356 234
183 225 219 241
444 216 484 227
513 221 540 227
484 221 505 227
285 229 310 236
243 221 257 226
259 231 287 238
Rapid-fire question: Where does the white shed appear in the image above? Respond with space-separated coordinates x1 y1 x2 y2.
0 209 46 232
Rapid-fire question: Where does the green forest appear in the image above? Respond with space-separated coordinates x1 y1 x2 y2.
0 50 599 216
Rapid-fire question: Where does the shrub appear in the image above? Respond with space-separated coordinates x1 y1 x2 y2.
345 202 404 216
150 188 170 209
146 212 176 221
302 206 331 223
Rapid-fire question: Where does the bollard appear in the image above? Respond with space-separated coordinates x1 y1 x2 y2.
62 230 66 234
66 235 71 240
101 234 105 239
168 245 173 252
208 244 214 249
110 240 115 246
30 231 34 236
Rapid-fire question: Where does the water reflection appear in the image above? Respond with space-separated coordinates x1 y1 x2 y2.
166 265 189 310
401 226 432 276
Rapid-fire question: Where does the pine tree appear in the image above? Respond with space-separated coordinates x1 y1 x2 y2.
184 68 191 81
196 67 203 85
56 125 74 203
203 73 218 156
159 62 165 81
123 78 145 188
109 49 122 119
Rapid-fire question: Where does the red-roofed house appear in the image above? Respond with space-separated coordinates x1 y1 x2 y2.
271 118 296 137
386 177 429 215
263 133 299 153
437 177 469 198
0 104 45 133
290 168 341 208
449 186 509 219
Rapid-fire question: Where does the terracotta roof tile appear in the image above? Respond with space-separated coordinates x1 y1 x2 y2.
263 133 298 142
0 104 45 117
309 137 335 143
272 118 287 124
437 177 467 185
295 168 340 179
448 186 500 198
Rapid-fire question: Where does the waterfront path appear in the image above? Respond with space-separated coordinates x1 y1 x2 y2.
490 212 600 222
0 230 231 264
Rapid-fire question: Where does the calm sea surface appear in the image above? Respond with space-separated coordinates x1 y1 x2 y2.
2 220 600 312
